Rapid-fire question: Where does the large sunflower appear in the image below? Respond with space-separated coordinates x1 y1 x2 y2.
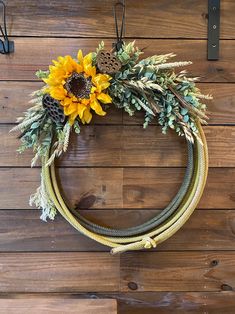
43 50 112 124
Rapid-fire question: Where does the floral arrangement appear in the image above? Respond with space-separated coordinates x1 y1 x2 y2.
11 41 210 221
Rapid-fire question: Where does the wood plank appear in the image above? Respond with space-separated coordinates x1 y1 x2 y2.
1 82 235 125
1 292 235 313
0 168 234 209
114 291 235 314
4 125 235 167
0 252 234 292
0 298 117 314
0 39 234 82
6 0 117 38
0 210 234 252
120 252 235 292
5 0 235 39
0 253 119 293
126 0 235 39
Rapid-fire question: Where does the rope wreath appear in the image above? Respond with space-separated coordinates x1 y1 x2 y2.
12 38 210 254
43 122 208 254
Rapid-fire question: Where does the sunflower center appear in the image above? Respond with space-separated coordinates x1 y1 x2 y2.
65 72 92 99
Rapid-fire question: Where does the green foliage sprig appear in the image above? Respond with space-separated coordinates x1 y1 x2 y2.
108 41 211 143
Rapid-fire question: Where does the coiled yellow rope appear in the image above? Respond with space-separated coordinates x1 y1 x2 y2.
42 122 208 254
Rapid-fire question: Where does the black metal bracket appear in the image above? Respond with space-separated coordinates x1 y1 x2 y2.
0 0 14 54
208 0 220 60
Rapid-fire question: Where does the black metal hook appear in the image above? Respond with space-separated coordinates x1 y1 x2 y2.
0 0 14 54
113 0 125 51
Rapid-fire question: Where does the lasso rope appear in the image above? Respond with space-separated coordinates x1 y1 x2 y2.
69 141 194 237
42 121 208 254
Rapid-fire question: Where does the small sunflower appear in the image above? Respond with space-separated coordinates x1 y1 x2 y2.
43 50 112 125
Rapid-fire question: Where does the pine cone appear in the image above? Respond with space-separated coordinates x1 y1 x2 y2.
42 94 65 124
96 50 121 74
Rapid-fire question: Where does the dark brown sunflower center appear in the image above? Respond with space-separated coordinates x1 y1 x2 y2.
65 72 92 99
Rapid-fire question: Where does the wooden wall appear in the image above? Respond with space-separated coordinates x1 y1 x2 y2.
0 0 235 312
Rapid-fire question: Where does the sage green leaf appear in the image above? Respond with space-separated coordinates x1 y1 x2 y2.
167 105 172 113
180 108 188 115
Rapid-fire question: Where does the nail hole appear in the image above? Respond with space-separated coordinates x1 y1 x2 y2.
211 260 219 267
213 25 217 29
212 44 217 48
213 6 217 11
128 282 138 290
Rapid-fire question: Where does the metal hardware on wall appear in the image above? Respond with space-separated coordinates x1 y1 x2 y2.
113 0 126 51
208 0 220 60
0 0 14 54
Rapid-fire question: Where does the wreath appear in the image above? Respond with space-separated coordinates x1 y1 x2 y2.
11 38 210 253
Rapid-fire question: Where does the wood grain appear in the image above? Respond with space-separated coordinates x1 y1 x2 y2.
0 298 117 314
5 0 235 39
0 252 120 293
0 39 234 82
120 252 235 292
0 252 234 292
4 125 235 167
1 292 235 314
0 209 234 252
112 291 235 314
1 82 235 125
0 168 235 209
126 0 235 39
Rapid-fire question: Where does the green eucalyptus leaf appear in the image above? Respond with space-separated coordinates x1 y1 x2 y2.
30 121 40 129
167 105 172 113
184 95 193 103
180 108 188 115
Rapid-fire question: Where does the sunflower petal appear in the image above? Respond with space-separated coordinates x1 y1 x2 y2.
85 65 96 77
83 53 93 71
50 86 67 100
93 74 111 92
63 103 77 115
97 93 112 104
69 112 78 125
83 108 92 124
77 103 87 121
90 99 106 116
77 50 83 64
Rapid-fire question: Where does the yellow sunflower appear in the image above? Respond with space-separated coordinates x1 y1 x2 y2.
43 50 112 125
